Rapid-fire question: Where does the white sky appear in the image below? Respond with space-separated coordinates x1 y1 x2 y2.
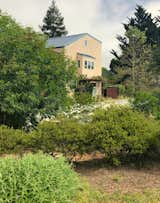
0 0 160 67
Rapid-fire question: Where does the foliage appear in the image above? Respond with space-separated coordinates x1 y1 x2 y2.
124 5 159 45
110 5 160 91
151 45 160 76
32 107 160 164
74 92 94 105
131 91 160 116
1 107 160 165
0 12 76 128
115 26 152 93
88 107 160 163
102 67 117 86
0 153 80 203
41 0 68 37
33 119 87 158
0 125 26 155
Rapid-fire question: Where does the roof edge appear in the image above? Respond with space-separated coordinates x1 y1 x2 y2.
83 33 102 43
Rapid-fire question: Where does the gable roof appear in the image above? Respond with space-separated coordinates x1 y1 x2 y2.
46 33 101 48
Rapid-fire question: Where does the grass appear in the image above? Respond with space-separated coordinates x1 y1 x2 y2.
75 187 160 203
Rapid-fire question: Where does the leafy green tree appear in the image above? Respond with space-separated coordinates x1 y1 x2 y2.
0 13 76 128
41 0 68 37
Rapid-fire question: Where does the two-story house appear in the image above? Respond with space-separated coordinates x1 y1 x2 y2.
46 33 102 96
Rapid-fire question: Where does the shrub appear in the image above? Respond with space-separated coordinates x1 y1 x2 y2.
88 107 160 163
0 125 25 155
74 92 94 105
1 107 160 165
131 91 159 116
0 153 80 203
34 119 87 158
32 107 160 164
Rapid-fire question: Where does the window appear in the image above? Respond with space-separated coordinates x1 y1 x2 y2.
91 62 94 69
84 61 94 69
85 61 88 69
88 61 91 69
84 40 88 46
77 60 80 68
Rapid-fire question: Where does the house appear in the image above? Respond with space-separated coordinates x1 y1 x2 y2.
46 33 102 96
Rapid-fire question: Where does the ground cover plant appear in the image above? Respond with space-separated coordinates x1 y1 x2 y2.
0 153 80 203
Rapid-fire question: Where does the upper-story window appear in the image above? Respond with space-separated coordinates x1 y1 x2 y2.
77 60 80 68
91 62 94 69
88 61 91 69
84 40 88 46
84 60 94 69
85 61 88 68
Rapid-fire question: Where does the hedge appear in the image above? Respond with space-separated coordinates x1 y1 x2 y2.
0 107 160 164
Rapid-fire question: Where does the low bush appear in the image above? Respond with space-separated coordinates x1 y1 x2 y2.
1 107 160 165
33 107 160 164
74 92 94 105
132 91 160 117
0 153 80 203
0 125 25 155
88 107 160 163
33 119 87 158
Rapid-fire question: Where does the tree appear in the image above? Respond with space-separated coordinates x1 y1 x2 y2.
124 5 158 45
110 5 159 73
41 0 68 37
116 27 152 93
0 13 75 129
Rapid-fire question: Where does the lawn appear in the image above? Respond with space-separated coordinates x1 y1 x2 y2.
75 159 160 203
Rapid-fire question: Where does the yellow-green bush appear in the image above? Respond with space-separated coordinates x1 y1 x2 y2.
0 125 25 155
33 119 87 157
32 107 160 164
88 107 160 163
0 107 160 164
0 153 80 203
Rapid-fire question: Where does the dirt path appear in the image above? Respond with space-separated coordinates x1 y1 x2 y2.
76 162 160 194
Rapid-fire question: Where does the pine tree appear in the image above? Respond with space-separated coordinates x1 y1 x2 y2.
116 27 152 92
110 5 159 74
124 5 158 45
41 0 68 37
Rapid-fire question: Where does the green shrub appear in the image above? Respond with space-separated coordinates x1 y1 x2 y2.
1 107 160 165
88 107 160 163
0 153 80 203
132 91 159 116
0 125 25 155
34 119 87 158
32 107 160 164
74 92 94 105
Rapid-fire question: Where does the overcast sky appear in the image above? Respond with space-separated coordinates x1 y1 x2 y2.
0 0 160 67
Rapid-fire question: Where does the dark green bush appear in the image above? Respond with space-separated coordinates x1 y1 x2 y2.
74 92 94 105
132 91 159 116
0 153 80 203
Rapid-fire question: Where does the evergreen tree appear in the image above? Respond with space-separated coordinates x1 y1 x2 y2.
41 0 68 37
116 27 152 92
124 5 158 45
110 5 159 74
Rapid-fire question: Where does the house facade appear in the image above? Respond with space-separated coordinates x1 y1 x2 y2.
46 33 102 96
